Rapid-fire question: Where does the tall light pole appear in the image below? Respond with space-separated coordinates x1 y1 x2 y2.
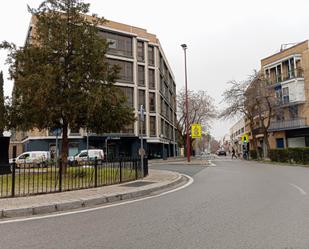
181 44 190 162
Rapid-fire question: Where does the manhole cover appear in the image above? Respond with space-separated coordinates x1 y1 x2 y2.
122 181 156 187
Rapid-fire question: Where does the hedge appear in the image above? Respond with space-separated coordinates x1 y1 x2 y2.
269 148 309 165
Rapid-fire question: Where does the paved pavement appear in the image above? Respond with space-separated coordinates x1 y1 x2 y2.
0 169 187 219
1 158 309 249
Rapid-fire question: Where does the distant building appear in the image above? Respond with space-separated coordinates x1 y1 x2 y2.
229 118 246 155
10 15 177 159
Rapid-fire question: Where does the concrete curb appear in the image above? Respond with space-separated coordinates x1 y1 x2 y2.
0 173 187 219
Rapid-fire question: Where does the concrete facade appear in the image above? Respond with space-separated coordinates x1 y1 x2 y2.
10 15 177 159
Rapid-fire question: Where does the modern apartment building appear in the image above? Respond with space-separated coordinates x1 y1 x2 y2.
260 41 309 149
9 16 177 159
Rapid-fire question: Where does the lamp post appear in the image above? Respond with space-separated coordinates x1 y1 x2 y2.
181 43 190 162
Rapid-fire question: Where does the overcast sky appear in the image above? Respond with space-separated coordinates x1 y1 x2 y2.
1 0 309 139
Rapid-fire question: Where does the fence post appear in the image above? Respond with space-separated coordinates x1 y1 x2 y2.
135 158 138 180
94 157 98 188
59 159 62 192
119 158 122 183
11 159 16 197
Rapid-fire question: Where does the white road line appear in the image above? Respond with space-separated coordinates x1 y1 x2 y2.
0 174 194 225
289 183 307 196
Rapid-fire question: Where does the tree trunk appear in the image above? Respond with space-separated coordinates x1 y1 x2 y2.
264 132 270 159
61 121 69 171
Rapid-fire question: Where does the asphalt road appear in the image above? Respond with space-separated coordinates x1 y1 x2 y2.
1 158 309 249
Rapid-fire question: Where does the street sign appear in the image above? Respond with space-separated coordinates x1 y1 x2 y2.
241 134 249 143
138 148 145 157
191 124 202 138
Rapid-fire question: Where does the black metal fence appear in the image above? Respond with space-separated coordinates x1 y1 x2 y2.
0 158 148 198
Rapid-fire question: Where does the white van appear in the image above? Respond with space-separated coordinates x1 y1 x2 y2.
10 151 51 166
68 149 104 163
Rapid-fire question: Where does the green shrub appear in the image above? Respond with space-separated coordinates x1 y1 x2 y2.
269 148 309 165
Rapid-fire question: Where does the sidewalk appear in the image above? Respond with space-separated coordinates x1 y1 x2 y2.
0 169 186 219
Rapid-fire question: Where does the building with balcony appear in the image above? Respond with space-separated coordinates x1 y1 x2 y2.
262 41 309 148
9 16 177 159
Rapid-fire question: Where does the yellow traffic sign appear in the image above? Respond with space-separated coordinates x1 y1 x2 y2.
191 124 202 138
242 134 249 143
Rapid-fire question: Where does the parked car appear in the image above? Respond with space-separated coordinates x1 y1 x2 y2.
68 149 104 164
9 151 51 167
217 150 227 156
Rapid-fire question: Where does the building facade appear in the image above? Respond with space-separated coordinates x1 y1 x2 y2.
9 16 177 159
262 41 309 149
229 118 246 155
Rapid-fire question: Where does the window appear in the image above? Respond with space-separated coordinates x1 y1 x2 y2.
108 59 133 82
161 119 165 137
138 90 145 110
149 92 156 112
148 46 154 65
70 127 80 136
282 87 289 104
122 123 134 134
149 69 155 89
99 31 132 57
150 116 156 136
137 41 144 61
69 143 79 157
276 138 284 148
119 87 134 107
139 115 146 135
19 153 30 160
138 66 145 86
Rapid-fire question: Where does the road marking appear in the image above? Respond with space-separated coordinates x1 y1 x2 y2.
0 174 193 225
209 161 216 167
289 183 307 196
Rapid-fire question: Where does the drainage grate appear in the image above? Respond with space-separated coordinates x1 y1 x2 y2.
122 181 156 187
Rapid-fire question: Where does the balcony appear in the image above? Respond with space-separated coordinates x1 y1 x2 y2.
267 68 304 85
268 118 308 132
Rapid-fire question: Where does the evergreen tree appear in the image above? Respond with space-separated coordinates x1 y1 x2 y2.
1 0 135 164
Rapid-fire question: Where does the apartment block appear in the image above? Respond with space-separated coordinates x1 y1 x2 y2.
262 41 309 148
10 16 177 159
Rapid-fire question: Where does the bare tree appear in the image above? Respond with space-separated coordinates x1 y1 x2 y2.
248 72 277 158
220 71 276 159
177 88 216 155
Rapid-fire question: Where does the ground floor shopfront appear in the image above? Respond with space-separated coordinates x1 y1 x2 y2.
9 135 177 160
248 127 309 151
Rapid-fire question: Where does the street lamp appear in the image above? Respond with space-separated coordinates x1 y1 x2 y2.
181 44 190 162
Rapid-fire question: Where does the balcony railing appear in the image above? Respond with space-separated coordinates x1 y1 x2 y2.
268 117 307 131
267 68 304 85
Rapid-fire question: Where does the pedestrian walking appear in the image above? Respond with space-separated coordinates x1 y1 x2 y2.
231 148 237 159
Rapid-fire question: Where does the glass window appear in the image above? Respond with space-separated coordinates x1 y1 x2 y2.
99 31 132 57
282 87 289 104
138 90 145 110
138 65 145 86
137 41 144 61
148 46 155 66
149 69 155 89
139 115 146 135
149 92 156 112
108 59 133 82
150 116 156 136
119 87 134 107
122 123 134 134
